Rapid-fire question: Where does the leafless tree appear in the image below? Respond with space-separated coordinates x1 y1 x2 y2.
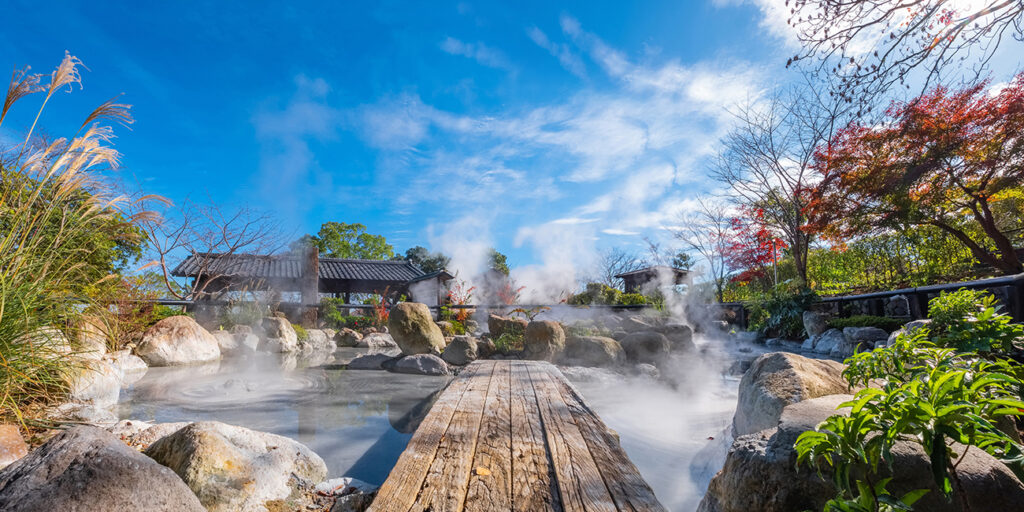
139 198 287 300
787 0 1024 106
592 247 645 289
673 196 733 303
710 83 850 284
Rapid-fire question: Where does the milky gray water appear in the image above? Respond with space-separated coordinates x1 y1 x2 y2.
117 344 743 511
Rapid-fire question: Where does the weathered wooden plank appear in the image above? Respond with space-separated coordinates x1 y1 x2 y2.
408 360 495 511
367 361 488 512
543 365 667 512
509 361 561 512
527 362 617 512
464 361 513 511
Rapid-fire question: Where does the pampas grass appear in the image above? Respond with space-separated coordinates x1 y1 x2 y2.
0 53 150 423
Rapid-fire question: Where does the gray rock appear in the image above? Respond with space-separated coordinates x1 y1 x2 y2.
336 328 363 347
389 303 446 355
103 350 148 386
884 319 932 347
391 354 451 376
137 316 221 366
634 363 660 379
47 402 118 426
305 329 334 351
831 327 889 359
0 426 204 512
659 323 695 351
331 491 377 512
619 331 671 365
802 310 829 338
487 314 528 339
67 359 122 406
732 352 850 437
261 316 299 353
357 332 398 349
211 330 238 353
106 419 191 450
145 421 327 512
0 426 28 470
442 335 478 366
800 337 816 351
560 336 625 367
811 328 844 355
523 321 566 361
621 315 655 332
347 353 395 370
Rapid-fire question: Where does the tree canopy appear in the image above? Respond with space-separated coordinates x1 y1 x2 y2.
808 75 1024 274
309 222 395 260
488 248 510 275
402 246 450 273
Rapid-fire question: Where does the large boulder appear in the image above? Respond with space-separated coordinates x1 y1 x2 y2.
802 311 829 338
145 421 328 512
699 395 1024 512
304 329 334 351
107 420 192 450
74 316 109 360
560 336 625 367
811 328 845 355
388 303 446 355
884 319 932 348
137 316 221 366
0 426 27 470
336 328 363 347
0 426 204 512
67 359 122 406
659 323 695 352
390 354 451 376
442 335 478 366
346 353 395 370
103 350 148 386
261 317 299 353
523 321 566 361
832 327 889 359
619 331 671 365
357 332 398 349
732 352 850 437
211 330 238 353
487 314 528 339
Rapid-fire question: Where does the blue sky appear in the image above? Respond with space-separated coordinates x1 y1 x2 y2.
5 1 1018 295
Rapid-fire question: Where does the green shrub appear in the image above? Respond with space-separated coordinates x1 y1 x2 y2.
827 315 904 333
220 302 266 330
292 323 309 342
928 289 1023 354
795 326 1024 511
568 283 621 305
747 281 818 339
563 323 612 338
449 319 467 335
493 331 523 353
617 293 648 306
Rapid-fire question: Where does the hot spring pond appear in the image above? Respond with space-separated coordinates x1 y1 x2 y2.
117 345 742 511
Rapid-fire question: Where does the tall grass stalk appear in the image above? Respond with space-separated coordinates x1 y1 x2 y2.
0 53 147 423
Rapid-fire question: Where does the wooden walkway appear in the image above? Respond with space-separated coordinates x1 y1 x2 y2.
368 360 666 512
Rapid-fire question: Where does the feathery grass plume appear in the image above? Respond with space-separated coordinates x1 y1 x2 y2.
0 53 157 424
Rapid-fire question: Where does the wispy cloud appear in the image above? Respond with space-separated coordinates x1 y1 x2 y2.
440 36 516 74
526 26 587 79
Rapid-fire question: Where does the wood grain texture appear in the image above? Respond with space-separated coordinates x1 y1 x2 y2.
369 360 665 512
367 362 484 512
408 360 494 511
527 362 617 512
464 361 513 511
543 365 667 512
510 361 562 511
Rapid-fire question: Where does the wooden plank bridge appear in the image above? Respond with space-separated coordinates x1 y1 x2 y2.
369 360 666 512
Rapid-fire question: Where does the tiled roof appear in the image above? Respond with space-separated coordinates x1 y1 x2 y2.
171 253 430 282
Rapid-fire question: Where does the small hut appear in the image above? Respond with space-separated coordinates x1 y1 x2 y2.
614 265 691 294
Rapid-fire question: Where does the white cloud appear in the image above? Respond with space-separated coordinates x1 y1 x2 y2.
527 26 588 79
602 228 640 236
440 37 516 73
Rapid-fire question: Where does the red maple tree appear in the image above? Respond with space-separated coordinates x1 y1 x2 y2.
725 207 788 283
806 74 1024 274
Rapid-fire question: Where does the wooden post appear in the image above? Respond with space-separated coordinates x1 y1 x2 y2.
300 246 319 328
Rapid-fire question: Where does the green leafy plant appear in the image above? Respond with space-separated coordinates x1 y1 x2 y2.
493 332 523 354
796 330 1024 511
828 315 905 333
617 293 649 306
928 289 1022 354
291 323 309 342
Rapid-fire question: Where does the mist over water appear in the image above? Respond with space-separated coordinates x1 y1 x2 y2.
118 335 758 511
117 349 450 485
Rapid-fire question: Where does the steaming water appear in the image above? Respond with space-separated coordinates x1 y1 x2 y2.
118 342 751 511
116 348 450 485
